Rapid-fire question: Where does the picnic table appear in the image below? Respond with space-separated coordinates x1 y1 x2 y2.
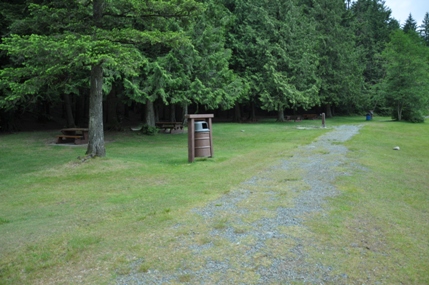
155 122 184 134
286 115 302 122
56 128 89 145
302 114 319 120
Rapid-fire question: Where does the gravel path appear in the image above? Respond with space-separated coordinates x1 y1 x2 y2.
116 125 362 284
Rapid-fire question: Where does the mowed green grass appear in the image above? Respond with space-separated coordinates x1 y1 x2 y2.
0 117 428 284
0 120 325 284
306 116 429 284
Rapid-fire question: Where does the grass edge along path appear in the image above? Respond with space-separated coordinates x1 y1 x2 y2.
305 118 429 284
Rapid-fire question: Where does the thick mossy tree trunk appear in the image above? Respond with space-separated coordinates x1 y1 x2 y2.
86 64 106 157
86 0 106 157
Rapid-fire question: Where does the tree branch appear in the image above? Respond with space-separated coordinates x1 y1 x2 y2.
102 12 192 19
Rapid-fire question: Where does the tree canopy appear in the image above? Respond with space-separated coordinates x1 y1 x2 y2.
1 0 202 156
380 30 429 122
1 0 429 155
403 13 418 34
419 12 429 46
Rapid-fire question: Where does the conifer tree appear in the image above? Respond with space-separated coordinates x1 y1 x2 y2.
351 0 397 111
381 30 429 121
0 0 200 156
122 0 244 126
301 0 363 116
224 0 320 121
403 13 418 34
419 12 429 46
258 0 320 120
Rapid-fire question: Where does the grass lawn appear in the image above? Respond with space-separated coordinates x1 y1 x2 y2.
0 116 428 284
307 116 429 284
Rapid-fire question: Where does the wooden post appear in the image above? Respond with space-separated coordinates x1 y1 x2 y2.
321 113 326 128
187 117 195 163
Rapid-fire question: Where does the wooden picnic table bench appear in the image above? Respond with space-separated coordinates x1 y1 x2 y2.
303 114 319 120
286 115 302 122
155 122 184 134
56 128 89 144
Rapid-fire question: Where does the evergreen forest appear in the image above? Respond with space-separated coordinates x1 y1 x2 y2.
1 0 429 156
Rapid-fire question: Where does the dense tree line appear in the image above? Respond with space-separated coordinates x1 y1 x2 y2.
1 0 429 156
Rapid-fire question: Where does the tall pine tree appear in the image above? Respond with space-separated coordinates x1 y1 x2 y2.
224 0 320 121
351 0 397 112
403 13 418 34
419 12 429 46
301 0 363 116
0 0 201 156
381 30 429 121
258 0 320 121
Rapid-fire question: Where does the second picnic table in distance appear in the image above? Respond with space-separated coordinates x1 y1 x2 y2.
56 128 89 145
155 122 184 133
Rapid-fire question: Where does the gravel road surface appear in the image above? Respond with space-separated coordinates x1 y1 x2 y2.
116 125 362 285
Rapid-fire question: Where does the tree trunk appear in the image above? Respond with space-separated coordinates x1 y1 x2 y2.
182 103 188 125
145 99 156 127
63 94 76 128
277 108 285 122
140 103 145 121
86 64 106 157
170 104 176 122
233 102 241 122
325 103 333 118
85 0 106 157
397 103 402 121
85 0 106 156
248 100 257 122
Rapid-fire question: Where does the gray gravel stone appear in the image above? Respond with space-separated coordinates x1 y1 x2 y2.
116 125 362 285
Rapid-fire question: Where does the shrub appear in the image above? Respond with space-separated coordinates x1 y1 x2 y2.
141 124 159 135
392 109 425 123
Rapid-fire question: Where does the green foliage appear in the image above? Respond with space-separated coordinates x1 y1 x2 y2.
419 12 429 46
403 13 418 34
141 124 159 135
311 0 364 114
351 0 398 112
130 0 244 111
380 30 429 121
258 0 320 112
0 0 202 156
392 109 425 123
0 0 201 109
224 0 320 117
1 0 428 129
0 1 197 107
